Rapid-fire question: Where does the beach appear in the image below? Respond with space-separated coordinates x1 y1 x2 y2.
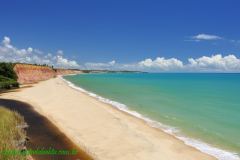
1 77 216 160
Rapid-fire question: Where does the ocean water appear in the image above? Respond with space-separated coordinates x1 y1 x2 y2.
63 73 240 160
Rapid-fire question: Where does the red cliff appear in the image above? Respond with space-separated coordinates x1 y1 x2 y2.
14 64 56 84
55 69 81 75
14 64 82 84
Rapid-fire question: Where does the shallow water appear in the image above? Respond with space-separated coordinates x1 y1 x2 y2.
64 73 240 160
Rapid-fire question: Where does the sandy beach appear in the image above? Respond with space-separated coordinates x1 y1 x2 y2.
1 77 216 160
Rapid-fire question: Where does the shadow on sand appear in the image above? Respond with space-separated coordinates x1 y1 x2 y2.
0 98 93 160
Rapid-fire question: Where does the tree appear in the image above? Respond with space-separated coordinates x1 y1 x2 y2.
0 62 18 80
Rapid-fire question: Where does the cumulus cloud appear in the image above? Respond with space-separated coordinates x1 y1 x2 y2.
0 36 79 68
191 34 222 41
83 55 240 72
187 54 240 72
55 55 80 68
1 36 240 72
3 36 11 46
138 57 183 71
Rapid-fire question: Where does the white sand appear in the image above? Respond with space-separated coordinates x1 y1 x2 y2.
1 77 216 160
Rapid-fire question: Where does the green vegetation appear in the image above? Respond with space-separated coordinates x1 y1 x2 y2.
0 63 19 90
0 75 19 89
0 107 27 160
0 63 17 80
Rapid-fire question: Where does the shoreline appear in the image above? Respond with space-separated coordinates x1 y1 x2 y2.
61 75 239 160
1 77 217 160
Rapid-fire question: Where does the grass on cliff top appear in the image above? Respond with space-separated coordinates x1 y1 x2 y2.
0 107 27 160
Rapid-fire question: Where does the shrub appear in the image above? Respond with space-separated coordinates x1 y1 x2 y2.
0 62 19 90
0 75 19 89
0 62 18 80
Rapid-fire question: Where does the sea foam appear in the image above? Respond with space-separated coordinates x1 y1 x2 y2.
61 76 240 160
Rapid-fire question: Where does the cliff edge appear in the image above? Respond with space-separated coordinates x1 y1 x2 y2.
14 64 81 84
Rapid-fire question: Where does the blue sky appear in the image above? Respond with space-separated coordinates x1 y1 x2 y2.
0 0 240 71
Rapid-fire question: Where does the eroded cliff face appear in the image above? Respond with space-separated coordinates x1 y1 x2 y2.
14 64 56 84
55 69 81 75
14 64 82 84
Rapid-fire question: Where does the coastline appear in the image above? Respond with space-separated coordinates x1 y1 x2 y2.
1 77 217 160
62 75 240 160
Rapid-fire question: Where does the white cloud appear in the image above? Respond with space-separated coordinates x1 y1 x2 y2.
83 55 240 72
55 55 79 68
1 36 240 72
84 60 116 70
187 54 240 72
109 60 116 65
27 47 33 52
191 34 222 41
0 36 79 68
138 57 183 71
2 36 11 46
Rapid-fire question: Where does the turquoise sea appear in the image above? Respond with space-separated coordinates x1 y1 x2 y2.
63 73 240 160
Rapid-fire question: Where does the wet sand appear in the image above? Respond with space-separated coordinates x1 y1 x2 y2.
0 98 92 160
1 77 216 160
